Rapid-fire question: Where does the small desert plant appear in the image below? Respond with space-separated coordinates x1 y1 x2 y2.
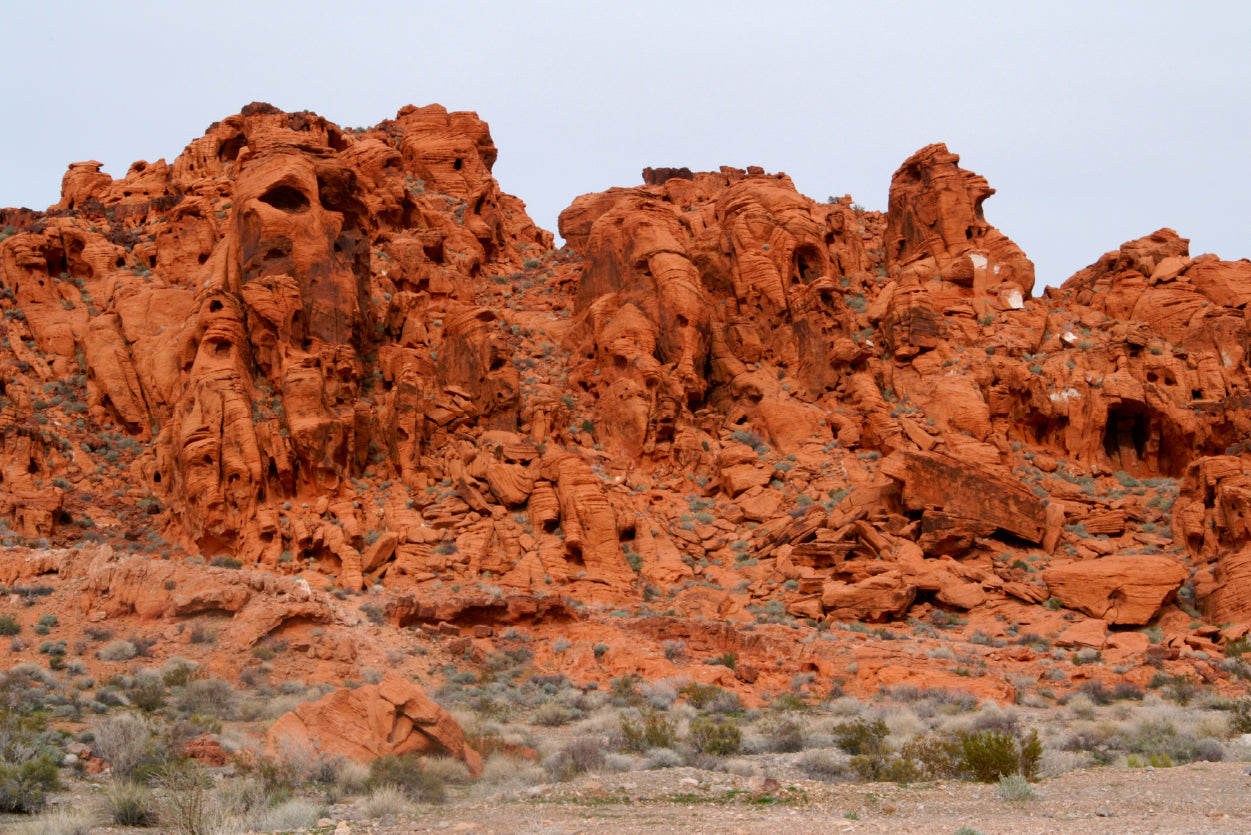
687 717 742 755
357 784 415 818
99 639 138 661
0 754 60 813
365 753 447 803
532 702 577 727
960 729 1042 782
91 712 170 779
16 807 96 835
251 797 325 831
680 682 741 713
833 718 890 756
756 710 808 753
176 677 237 720
544 736 607 781
101 780 159 826
1229 698 1251 735
997 773 1036 801
618 708 676 752
155 759 215 835
798 748 846 780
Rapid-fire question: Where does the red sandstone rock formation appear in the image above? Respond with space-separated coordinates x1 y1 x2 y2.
1 106 1250 704
267 673 482 774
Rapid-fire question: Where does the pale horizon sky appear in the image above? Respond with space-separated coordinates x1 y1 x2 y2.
2 1 1247 288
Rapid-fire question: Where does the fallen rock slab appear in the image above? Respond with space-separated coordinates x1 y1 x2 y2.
1042 555 1187 625
266 673 482 775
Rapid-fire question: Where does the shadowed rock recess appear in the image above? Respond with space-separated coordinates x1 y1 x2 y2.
3 102 1251 719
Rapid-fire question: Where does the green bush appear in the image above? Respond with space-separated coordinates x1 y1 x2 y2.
679 682 741 713
0 616 19 636
618 708 676 752
365 753 447 803
1230 699 1251 735
960 729 1041 782
900 734 963 779
0 753 59 813
687 717 741 755
833 718 889 756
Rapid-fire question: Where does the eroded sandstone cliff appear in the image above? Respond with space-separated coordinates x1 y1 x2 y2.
2 104 1250 702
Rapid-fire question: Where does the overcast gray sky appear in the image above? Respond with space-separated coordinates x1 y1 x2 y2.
3 1 1247 288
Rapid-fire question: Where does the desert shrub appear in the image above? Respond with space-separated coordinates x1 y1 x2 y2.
102 779 159 826
662 639 686 661
833 718 889 756
365 753 446 803
129 678 167 712
176 678 237 720
642 681 677 710
688 717 741 755
477 752 545 794
544 736 607 781
357 785 415 818
619 708 676 752
210 776 268 822
99 639 137 661
1118 719 1223 764
156 760 216 835
960 729 1041 782
161 657 200 688
0 616 19 636
91 712 169 779
16 807 95 835
0 699 47 764
900 734 964 779
850 749 920 783
609 674 642 706
757 711 807 753
421 755 473 786
798 748 846 780
532 702 577 727
680 682 741 713
252 797 325 832
1229 698 1251 735
997 774 1035 801
0 753 59 813
335 759 371 794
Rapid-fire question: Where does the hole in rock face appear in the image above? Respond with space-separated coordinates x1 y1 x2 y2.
793 245 822 284
1101 401 1188 477
453 158 463 171
208 300 223 312
259 185 310 213
218 134 245 163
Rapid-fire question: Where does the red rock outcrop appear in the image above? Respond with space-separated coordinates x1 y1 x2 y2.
885 143 1035 301
1041 555 1187 625
3 108 1251 704
266 672 482 775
